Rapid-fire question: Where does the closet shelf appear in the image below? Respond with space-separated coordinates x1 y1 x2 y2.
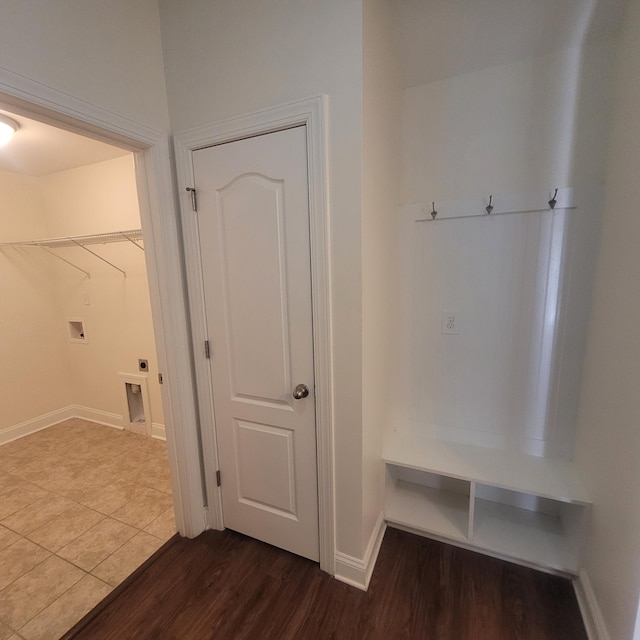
0 229 144 278
0 229 144 249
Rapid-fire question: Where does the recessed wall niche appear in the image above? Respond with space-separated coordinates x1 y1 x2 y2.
67 318 87 343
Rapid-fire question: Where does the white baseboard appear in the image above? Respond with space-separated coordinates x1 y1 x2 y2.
0 406 76 445
71 405 124 429
334 552 368 590
363 512 387 587
152 422 166 441
335 512 387 591
0 406 166 444
574 568 610 640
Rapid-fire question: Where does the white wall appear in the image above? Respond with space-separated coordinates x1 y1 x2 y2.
158 0 366 559
361 0 401 550
0 0 170 131
40 155 164 429
392 40 616 458
574 0 640 636
400 41 615 204
0 171 73 432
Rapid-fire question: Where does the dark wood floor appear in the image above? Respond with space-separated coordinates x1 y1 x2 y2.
64 527 587 640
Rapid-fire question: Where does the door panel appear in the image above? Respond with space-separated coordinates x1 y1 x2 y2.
217 175 292 405
193 126 319 561
234 419 296 515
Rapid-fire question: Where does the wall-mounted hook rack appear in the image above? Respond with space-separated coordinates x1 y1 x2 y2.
406 188 577 223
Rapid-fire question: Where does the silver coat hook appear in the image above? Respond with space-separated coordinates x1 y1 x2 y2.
431 202 438 220
486 195 493 215
548 188 558 210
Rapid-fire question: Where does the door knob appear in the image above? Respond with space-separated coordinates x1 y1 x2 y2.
292 383 309 400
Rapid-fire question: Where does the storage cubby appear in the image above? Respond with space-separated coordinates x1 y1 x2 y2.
386 465 470 542
472 485 588 574
383 431 591 575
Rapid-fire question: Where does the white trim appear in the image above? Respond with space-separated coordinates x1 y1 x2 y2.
133 143 206 538
334 552 369 591
174 96 335 569
0 405 167 445
364 512 387 586
173 126 222 532
574 569 611 640
0 406 76 445
152 422 167 441
335 513 387 591
71 405 123 429
66 406 166 441
0 65 204 539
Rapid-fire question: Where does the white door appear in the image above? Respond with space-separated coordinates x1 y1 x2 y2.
192 126 319 561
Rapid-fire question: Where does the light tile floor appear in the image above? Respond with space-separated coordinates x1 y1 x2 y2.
0 418 175 640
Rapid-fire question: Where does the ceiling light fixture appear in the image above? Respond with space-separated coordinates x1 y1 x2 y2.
0 114 19 147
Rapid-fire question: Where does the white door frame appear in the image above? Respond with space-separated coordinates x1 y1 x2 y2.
174 96 335 574
0 67 206 538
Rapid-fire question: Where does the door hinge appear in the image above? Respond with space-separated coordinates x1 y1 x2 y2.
158 372 164 384
216 469 221 487
186 187 197 212
204 340 211 359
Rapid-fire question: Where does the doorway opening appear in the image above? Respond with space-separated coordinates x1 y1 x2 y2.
0 107 178 636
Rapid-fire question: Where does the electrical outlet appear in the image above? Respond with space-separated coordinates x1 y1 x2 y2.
442 310 459 334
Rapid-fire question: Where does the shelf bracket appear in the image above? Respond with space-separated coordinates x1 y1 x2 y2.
36 244 91 279
69 238 127 277
118 231 145 251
